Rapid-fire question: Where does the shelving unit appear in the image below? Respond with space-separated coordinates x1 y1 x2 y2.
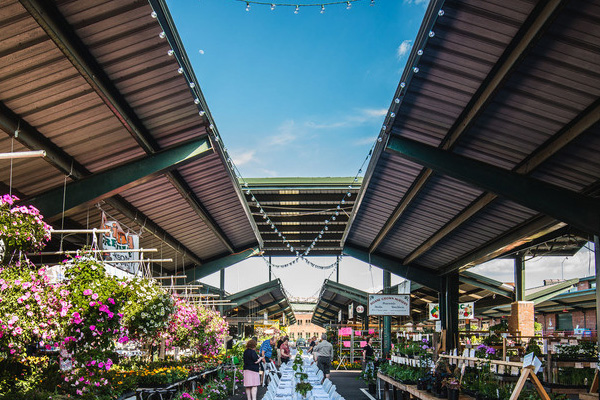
338 326 381 363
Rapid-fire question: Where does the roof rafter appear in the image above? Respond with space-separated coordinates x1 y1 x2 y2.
19 0 238 254
367 0 565 255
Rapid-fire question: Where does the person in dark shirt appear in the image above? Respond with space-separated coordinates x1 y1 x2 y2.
363 336 375 371
243 339 264 400
280 336 291 364
276 336 283 366
308 336 317 354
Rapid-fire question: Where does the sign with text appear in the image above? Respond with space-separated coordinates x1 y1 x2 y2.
101 212 140 275
428 302 475 320
368 294 410 316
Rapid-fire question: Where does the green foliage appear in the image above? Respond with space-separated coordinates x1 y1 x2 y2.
555 341 598 361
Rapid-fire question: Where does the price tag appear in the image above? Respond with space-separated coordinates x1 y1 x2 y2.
569 339 578 345
575 363 583 368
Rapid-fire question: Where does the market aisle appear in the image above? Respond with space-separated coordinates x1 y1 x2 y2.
330 370 371 400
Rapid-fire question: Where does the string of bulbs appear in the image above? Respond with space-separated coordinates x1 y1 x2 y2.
238 0 373 14
147 2 446 263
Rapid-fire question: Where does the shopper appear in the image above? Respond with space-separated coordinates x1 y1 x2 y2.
362 336 375 372
308 336 317 354
312 333 334 381
276 335 283 366
280 336 291 364
259 337 276 385
243 339 264 400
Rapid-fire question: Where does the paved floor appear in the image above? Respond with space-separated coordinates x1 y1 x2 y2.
229 370 371 400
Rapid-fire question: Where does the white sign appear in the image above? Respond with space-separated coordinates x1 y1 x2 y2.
338 309 342 322
356 305 365 314
368 294 410 316
348 303 354 320
101 212 140 274
523 352 542 374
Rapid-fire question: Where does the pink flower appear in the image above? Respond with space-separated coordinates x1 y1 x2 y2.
108 298 115 305
83 289 92 296
89 325 96 331
91 293 99 300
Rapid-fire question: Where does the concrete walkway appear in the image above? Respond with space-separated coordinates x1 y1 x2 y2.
229 370 371 400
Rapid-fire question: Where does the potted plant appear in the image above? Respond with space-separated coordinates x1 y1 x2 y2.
359 367 377 394
443 377 461 400
292 354 313 399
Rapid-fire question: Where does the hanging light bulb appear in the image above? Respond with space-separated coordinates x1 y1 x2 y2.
347 192 352 197
341 199 346 204
377 137 383 143
199 110 205 117
429 30 435 38
294 5 299 14
246 2 250 11
335 211 339 216
382 125 387 131
354 177 358 182
151 11 157 18
320 5 325 13
417 49 423 56
177 67 184 74
324 226 329 231
324 219 329 225
395 98 400 104
413 67 419 73
270 3 276 10
370 0 375 5
194 98 200 105
346 1 351 10
438 9 445 16
189 82 196 88
390 112 396 118
167 49 174 56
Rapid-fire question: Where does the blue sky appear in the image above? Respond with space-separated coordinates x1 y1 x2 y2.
166 0 429 177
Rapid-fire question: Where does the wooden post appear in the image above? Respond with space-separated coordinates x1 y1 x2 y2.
590 370 599 394
503 337 507 361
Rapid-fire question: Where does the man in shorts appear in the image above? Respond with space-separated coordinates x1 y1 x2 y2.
312 333 333 382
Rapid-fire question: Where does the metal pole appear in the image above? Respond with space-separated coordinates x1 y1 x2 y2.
336 255 340 282
383 271 392 358
515 253 525 301
269 256 272 281
595 235 600 375
220 269 225 314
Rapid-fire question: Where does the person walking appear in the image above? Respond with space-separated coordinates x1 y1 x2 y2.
243 339 264 400
312 333 334 382
307 336 317 354
362 336 376 372
280 336 291 364
259 337 276 385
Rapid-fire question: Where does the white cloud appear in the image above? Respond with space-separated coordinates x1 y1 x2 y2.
306 108 388 130
266 120 298 146
354 136 378 146
231 150 255 166
397 40 412 59
403 0 429 6
198 49 205 55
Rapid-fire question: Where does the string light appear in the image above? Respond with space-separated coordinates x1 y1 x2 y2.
236 0 368 13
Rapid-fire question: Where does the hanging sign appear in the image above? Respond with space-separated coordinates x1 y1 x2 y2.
348 303 354 320
101 212 140 274
368 294 410 316
338 309 342 322
356 305 365 314
428 302 475 320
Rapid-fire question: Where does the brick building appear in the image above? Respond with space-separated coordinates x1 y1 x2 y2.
288 303 326 342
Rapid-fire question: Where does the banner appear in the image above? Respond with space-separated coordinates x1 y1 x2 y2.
348 303 354 320
428 302 475 320
101 212 140 274
368 294 410 316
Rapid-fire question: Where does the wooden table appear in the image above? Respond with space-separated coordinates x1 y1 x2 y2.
378 373 474 400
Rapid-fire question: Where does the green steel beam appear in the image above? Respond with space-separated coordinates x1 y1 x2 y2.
459 272 514 298
255 298 287 313
318 298 349 311
386 135 600 235
515 254 525 301
526 278 579 304
323 280 369 304
344 245 441 291
28 137 212 218
186 247 260 282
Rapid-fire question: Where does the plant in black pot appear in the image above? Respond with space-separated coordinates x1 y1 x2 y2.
443 377 461 400
359 367 377 394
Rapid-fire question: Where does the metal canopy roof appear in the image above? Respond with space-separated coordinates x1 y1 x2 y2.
0 0 260 273
343 0 600 283
223 279 296 325
312 271 515 326
244 178 361 256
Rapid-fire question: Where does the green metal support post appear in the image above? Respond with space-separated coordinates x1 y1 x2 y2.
28 137 212 217
515 253 525 302
439 273 459 352
220 269 225 314
383 271 392 358
336 256 340 282
595 235 600 374
269 256 272 281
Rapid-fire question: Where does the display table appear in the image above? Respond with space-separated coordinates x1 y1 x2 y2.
378 373 474 400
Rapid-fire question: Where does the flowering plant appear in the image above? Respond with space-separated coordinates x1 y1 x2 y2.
166 298 228 355
0 265 70 359
120 277 175 343
475 344 498 359
0 194 51 260
442 377 461 390
60 256 127 396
